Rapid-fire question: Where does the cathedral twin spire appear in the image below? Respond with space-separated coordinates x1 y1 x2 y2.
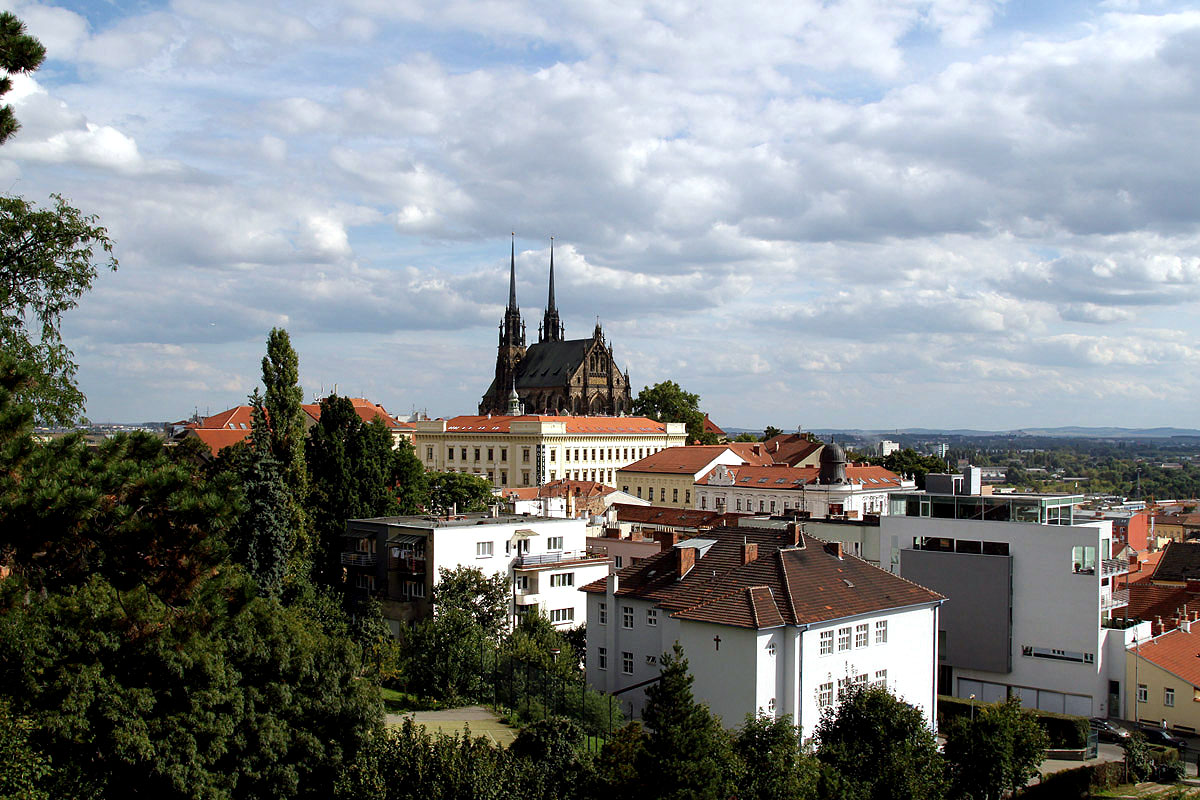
504 235 564 344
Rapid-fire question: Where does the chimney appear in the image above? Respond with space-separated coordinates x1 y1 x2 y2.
1188 579 1200 594
742 539 758 565
786 521 802 547
752 444 761 457
824 541 844 559
676 546 696 579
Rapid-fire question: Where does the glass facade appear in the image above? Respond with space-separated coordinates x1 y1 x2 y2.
889 492 1080 525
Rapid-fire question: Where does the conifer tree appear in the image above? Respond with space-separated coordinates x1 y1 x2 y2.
227 388 291 595
260 328 311 582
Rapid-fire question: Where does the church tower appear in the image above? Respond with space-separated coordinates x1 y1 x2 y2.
495 234 526 399
539 237 564 343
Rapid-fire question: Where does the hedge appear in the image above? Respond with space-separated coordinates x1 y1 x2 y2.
937 695 1089 748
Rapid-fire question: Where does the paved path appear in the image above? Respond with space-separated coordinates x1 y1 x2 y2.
385 705 518 748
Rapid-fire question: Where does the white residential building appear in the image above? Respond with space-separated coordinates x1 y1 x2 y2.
880 488 1136 718
344 513 610 636
694 460 914 518
582 522 944 740
414 415 687 489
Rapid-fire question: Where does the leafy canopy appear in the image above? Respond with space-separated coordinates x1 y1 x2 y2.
632 380 717 444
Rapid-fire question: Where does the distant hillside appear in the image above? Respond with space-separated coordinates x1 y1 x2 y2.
804 427 1200 440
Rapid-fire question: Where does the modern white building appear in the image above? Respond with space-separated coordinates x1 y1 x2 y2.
343 513 610 635
413 415 687 489
880 487 1137 718
582 522 944 739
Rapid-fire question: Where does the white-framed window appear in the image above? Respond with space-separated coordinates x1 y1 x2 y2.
837 626 852 652
647 608 658 626
614 555 623 568
875 620 888 644
622 606 634 629
767 697 776 713
550 608 574 623
1137 684 1148 703
476 541 493 558
767 641 776 657
672 488 678 503
549 573 574 587
1165 687 1176 707
622 651 634 675
514 575 529 590
598 602 607 625
874 669 887 688
820 630 834 655
855 623 869 648
818 682 834 708
597 647 607 670
547 536 564 551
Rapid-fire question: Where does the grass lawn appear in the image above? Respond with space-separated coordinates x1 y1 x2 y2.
1093 784 1200 798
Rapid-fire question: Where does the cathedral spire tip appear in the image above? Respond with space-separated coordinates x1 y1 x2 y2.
508 233 517 311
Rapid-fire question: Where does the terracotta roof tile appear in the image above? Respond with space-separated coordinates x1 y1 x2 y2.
761 434 824 466
619 444 772 475
443 415 669 434
1152 541 1200 583
1126 584 1191 622
1135 627 1200 688
697 464 906 489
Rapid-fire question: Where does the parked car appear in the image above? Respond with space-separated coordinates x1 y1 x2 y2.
1089 718 1130 743
1139 726 1188 750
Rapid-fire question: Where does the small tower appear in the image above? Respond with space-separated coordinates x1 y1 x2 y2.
507 379 522 415
541 237 564 343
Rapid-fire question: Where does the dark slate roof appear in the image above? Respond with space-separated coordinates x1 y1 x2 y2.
582 525 944 630
1151 540 1200 583
514 339 592 389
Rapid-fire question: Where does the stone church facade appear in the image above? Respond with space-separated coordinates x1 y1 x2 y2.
479 240 634 416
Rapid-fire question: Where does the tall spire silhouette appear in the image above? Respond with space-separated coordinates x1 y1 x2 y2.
507 232 517 311
541 236 564 342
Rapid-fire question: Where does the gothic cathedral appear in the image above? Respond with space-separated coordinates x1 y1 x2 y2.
479 239 634 416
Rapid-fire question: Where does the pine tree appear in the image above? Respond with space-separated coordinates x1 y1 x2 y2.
637 643 735 800
227 389 291 595
260 328 311 585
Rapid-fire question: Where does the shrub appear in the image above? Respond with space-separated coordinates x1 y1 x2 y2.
936 695 1087 747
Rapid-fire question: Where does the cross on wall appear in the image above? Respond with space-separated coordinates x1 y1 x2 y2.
713 635 721 651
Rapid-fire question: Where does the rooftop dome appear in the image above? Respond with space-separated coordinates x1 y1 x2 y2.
818 441 848 485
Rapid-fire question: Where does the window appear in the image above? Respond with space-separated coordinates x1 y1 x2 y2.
550 608 574 623
818 682 834 708
447 447 454 461
474 448 481 461
488 448 494 461
736 499 742 511
820 630 834 655
874 669 887 688
855 623 869 648
672 488 678 503
550 449 556 462
614 555 623 568
514 575 529 590
637 487 643 499
575 449 580 461
647 608 658 626
598 602 607 625
837 627 851 652
1137 684 1148 703
660 488 666 502
522 471 530 486
770 501 775 512
500 470 507 486
476 541 493 558
700 495 707 509
1166 688 1176 707
875 620 888 644
622 606 634 629
500 449 507 461
685 490 690 504
759 500 765 512
461 448 467 460
767 641 776 657
597 647 607 670
622 651 634 675
550 573 574 587
591 449 597 460
426 446 433 460
404 580 425 598
523 448 530 463
547 536 564 551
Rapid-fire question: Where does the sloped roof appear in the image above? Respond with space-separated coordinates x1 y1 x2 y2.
697 463 907 489
582 525 943 630
762 433 824 466
302 397 403 430
703 414 726 437
513 339 592 389
611 503 726 528
505 480 619 502
198 405 255 431
618 444 773 475
186 428 252 456
1136 628 1200 688
442 415 669 434
1151 540 1200 583
1126 583 1191 622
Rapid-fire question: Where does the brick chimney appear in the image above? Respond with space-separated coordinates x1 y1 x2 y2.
825 541 844 559
786 521 803 547
676 546 696 579
742 540 758 565
752 444 761 457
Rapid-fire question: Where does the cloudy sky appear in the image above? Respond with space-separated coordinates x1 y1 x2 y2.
4 0 1200 430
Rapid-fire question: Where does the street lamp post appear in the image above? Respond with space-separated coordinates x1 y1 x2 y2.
970 693 976 724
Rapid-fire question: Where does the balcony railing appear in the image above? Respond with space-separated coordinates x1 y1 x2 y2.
390 554 427 573
1101 558 1130 577
515 550 592 568
1102 588 1130 610
341 552 377 567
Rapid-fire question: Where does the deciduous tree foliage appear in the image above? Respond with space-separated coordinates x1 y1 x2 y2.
0 194 116 425
815 684 946 800
426 471 494 515
631 381 717 444
391 440 428 514
733 713 820 800
432 565 511 641
943 698 1049 800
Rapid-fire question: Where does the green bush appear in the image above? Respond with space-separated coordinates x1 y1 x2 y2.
1019 760 1128 800
936 695 1087 747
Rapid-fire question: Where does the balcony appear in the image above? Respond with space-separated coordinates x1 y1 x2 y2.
341 552 377 567
390 554 427 573
514 550 595 568
1102 588 1130 611
514 591 542 606
1101 559 1130 578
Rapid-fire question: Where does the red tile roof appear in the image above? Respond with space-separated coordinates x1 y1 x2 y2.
187 428 253 455
702 414 726 437
442 415 671 434
618 444 773 475
503 480 621 502
697 464 906 489
1126 583 1191 623
302 397 403 430
611 503 730 529
1135 627 1200 688
582 525 943 630
761 433 824 466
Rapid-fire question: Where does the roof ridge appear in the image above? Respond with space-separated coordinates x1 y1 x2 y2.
778 547 799 624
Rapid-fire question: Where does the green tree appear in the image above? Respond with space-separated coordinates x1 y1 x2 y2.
427 471 495 515
260 328 311 584
0 699 51 800
632 381 717 445
815 684 945 800
510 716 592 800
943 698 1048 800
432 565 510 641
0 11 45 145
762 425 783 441
391 441 428 514
399 607 488 702
732 432 757 442
733 713 819 800
637 643 735 800
306 396 400 588
0 194 116 425
589 722 647 800
1123 732 1152 783
881 449 952 489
